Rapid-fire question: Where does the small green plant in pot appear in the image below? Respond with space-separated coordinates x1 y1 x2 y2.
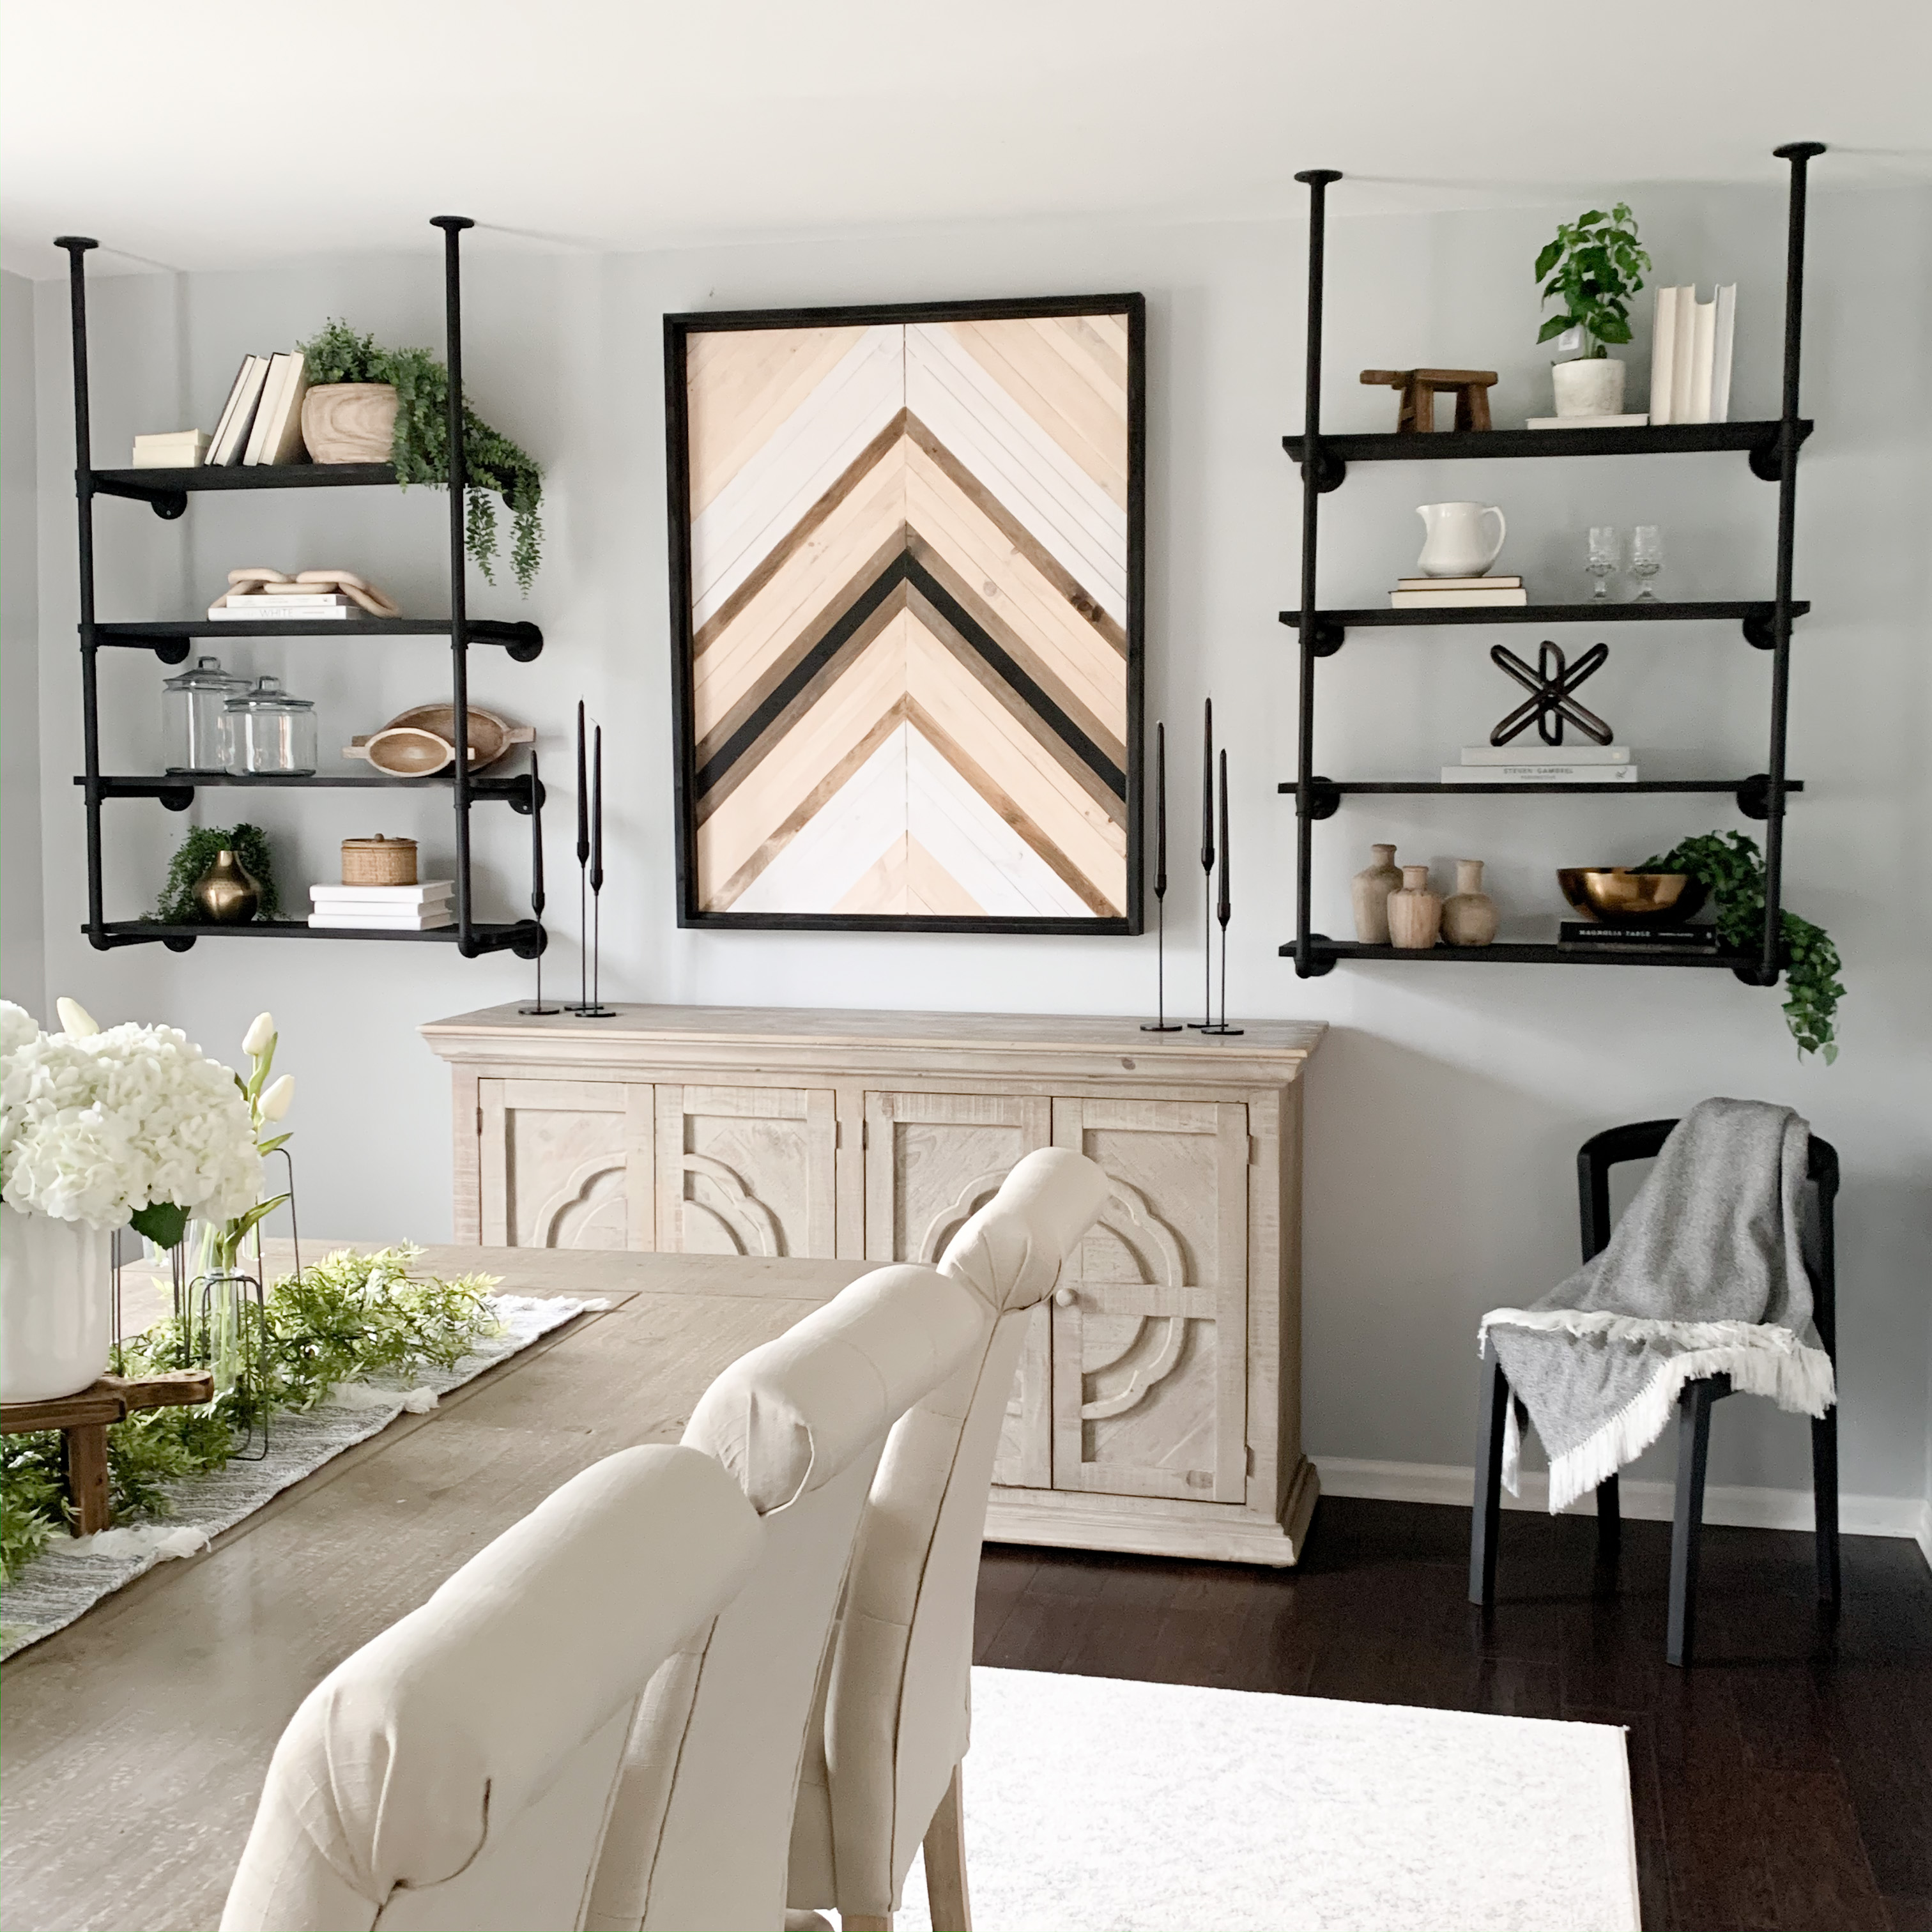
1640 829 1845 1062
1535 203 1651 418
297 321 544 594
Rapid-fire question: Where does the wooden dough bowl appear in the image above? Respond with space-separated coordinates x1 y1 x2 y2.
345 705 533 776
302 383 399 464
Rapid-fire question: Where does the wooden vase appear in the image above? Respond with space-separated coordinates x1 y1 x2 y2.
1386 864 1443 949
1351 843 1403 944
1441 858 1499 947
300 383 399 464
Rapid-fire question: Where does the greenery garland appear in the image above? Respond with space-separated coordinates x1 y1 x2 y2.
0 1246 501 1583
1639 829 1845 1062
153 822 280 924
298 321 544 593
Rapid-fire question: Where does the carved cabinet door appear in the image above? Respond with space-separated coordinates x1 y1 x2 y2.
863 1089 1054 1488
654 1084 838 1259
1048 1098 1249 1504
478 1079 652 1249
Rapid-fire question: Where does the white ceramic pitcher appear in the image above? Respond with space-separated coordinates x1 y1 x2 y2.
1415 501 1506 578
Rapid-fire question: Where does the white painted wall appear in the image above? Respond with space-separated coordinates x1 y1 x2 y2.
3 268 44 1023
26 182 1932 1517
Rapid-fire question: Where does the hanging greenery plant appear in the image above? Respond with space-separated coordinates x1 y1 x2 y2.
152 823 280 923
298 320 544 593
1639 829 1844 1062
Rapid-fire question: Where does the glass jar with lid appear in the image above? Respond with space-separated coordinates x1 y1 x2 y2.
223 675 318 776
161 655 247 773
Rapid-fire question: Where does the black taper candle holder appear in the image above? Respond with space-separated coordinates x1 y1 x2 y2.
577 721 617 1017
517 748 560 1014
1190 698 1218 1030
567 700 592 1015
1198 745 1244 1036
1142 719 1181 1031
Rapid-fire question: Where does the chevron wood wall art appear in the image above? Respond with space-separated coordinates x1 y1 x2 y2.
666 296 1145 931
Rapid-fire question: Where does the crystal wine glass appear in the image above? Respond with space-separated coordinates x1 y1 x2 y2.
1586 526 1620 601
1630 525 1664 601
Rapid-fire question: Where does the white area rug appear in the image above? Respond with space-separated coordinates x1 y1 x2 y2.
0 1293 594 1659
893 1668 1639 1932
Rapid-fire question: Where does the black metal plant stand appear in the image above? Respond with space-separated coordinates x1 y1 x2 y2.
56 218 547 960
1278 144 1823 985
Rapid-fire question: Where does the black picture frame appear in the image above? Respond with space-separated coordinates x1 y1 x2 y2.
664 293 1146 934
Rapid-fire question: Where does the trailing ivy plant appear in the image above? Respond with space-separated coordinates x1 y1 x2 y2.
1535 204 1651 356
1639 830 1844 1062
298 320 544 592
152 822 279 923
0 1247 502 1581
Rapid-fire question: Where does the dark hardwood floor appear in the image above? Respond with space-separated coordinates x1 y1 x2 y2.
974 1498 1932 1932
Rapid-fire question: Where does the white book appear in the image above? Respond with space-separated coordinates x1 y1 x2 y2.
208 356 268 465
1669 286 1699 427
132 434 210 468
1650 286 1680 425
1441 765 1639 784
310 881 455 905
245 353 307 465
205 359 252 461
241 355 290 465
1525 414 1649 429
1687 293 1717 424
209 602 350 620
1395 575 1522 590
1709 284 1737 424
1459 743 1629 765
1390 588 1528 608
309 909 455 930
252 592 353 606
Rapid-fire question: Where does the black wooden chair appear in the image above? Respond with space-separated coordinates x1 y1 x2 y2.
1468 1117 1840 1666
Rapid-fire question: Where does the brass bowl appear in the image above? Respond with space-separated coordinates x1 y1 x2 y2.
1557 868 1709 926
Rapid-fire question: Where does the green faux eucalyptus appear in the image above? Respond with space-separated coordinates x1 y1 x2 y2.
1535 204 1652 357
298 321 544 593
1640 830 1844 1062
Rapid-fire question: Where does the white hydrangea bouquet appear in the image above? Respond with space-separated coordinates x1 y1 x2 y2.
0 998 264 1248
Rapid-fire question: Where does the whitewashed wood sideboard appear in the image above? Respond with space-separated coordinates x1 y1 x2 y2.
420 1005 1326 1565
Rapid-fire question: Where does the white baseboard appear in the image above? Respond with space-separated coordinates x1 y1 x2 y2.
1314 1455 1932 1557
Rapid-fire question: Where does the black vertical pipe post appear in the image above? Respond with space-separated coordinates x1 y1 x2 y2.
57 238 105 949
1762 143 1823 984
1292 171 1340 976
432 217 476 953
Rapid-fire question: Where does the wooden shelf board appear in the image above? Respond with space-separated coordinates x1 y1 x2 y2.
1278 779 1805 797
95 919 534 944
91 463 396 493
1278 601 1807 630
1281 420 1811 464
1281 939 1765 970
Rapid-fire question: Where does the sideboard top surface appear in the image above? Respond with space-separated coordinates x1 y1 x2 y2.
420 1002 1326 1073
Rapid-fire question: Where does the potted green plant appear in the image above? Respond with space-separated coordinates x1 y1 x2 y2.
1535 203 1651 418
296 322 544 593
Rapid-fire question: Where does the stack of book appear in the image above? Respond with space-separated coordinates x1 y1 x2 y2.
1441 743 1637 785
1389 575 1527 610
131 429 210 468
1558 921 1720 950
205 351 309 467
1649 285 1736 425
309 882 455 931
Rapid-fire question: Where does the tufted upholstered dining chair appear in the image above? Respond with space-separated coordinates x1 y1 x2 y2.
586 1259 993 1932
219 1444 765 1932
786 1146 1113 1932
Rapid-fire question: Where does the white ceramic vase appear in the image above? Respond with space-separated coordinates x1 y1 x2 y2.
1550 357 1627 418
1 1204 115 1403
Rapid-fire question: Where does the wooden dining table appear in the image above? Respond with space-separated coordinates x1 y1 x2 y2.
0 1245 870 1932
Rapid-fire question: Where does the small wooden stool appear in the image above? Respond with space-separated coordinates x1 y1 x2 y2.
0 1371 214 1534
1361 367 1498 433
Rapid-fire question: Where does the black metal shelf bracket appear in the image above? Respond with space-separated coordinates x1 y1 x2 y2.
1283 146 1822 985
90 470 188 519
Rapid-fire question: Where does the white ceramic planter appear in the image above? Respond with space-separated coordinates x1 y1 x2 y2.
1551 357 1627 418
1 1204 115 1402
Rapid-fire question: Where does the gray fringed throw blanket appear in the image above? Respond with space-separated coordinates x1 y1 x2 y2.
1480 1097 1836 1514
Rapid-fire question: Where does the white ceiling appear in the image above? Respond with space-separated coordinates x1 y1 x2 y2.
3 0 1927 277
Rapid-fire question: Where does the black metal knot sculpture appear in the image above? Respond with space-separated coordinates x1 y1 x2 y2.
1489 640 1613 747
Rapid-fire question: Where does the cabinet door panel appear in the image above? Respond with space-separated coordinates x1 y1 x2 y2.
1050 1098 1248 1503
479 1079 652 1250
864 1090 1052 1489
654 1085 836 1259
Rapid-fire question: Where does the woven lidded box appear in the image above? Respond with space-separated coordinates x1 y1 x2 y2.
341 835 418 886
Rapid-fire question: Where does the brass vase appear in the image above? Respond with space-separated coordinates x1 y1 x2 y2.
193 848 261 923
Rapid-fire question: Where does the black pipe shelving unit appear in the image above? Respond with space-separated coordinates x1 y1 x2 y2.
56 218 546 960
1282 143 1824 986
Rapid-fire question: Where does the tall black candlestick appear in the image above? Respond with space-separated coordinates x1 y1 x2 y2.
518 748 559 1014
1193 698 1216 1028
1141 720 1180 1031
578 724 615 1017
1200 746 1243 1036
572 702 590 1013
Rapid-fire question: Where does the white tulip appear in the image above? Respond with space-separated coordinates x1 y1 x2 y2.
56 997 100 1038
243 1011 276 1056
259 1075 295 1121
